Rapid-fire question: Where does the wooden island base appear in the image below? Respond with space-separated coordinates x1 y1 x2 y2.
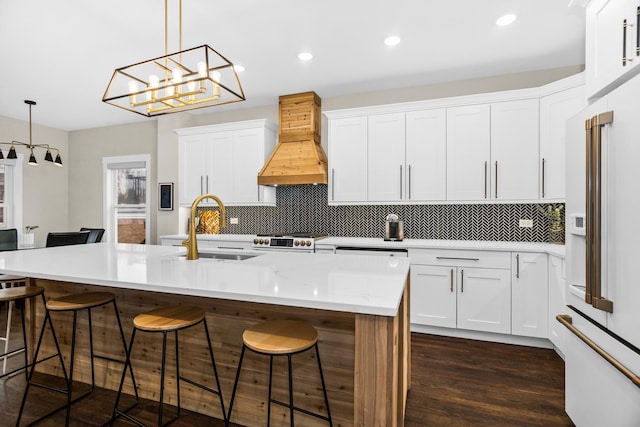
28 278 410 427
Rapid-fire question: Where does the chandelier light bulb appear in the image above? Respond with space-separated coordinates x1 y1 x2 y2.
197 62 207 78
172 68 183 83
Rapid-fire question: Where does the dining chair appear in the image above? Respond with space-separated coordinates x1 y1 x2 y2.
80 227 105 243
0 228 18 251
45 231 90 248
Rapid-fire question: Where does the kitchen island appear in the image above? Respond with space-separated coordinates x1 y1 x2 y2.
0 243 411 426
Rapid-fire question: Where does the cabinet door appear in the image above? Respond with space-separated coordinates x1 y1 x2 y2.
512 252 548 338
179 134 209 205
586 0 638 98
446 104 491 201
208 131 234 203
329 117 368 202
548 255 566 353
405 109 447 201
410 265 457 328
233 128 264 203
457 267 511 334
490 99 539 200
368 113 406 201
539 85 586 200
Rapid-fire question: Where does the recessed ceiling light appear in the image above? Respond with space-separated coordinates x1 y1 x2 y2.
298 52 313 61
496 14 517 26
384 36 401 46
233 64 245 73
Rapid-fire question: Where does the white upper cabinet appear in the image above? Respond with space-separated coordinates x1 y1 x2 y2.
328 116 368 202
446 104 491 201
366 109 447 202
539 83 586 200
178 133 211 205
176 119 276 207
325 74 582 204
405 109 447 201
586 0 640 99
490 99 539 201
368 113 406 201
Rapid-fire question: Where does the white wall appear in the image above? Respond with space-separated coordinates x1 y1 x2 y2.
0 115 69 243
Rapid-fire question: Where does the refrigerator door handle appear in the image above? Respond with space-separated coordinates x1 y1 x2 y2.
586 112 614 313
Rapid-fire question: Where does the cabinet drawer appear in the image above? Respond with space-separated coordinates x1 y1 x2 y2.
408 248 511 269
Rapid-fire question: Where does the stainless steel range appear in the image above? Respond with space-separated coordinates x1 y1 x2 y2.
252 233 328 253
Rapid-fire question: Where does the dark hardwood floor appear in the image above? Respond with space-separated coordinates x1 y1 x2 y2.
0 332 574 426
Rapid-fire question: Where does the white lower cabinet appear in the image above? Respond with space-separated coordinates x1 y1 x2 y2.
548 254 566 353
457 267 511 334
511 252 548 338
410 265 457 328
409 249 511 334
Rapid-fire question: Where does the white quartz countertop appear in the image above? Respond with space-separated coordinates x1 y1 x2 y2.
318 237 566 258
159 234 565 258
0 243 410 317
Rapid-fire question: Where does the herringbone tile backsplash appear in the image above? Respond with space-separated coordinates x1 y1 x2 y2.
201 185 564 243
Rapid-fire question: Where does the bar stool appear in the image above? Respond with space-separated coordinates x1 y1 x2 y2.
0 274 28 376
18 291 136 426
228 320 333 426
111 305 227 426
0 284 67 385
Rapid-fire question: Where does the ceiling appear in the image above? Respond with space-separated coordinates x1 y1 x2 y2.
0 0 586 131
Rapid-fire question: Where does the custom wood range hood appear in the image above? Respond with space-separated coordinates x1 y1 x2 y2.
257 91 328 185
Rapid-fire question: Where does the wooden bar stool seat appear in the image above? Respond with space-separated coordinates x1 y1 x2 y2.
111 305 227 426
228 320 333 426
133 305 205 331
18 290 136 426
46 291 115 311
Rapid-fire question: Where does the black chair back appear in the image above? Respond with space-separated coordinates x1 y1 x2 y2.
0 229 18 251
46 231 90 248
80 227 105 243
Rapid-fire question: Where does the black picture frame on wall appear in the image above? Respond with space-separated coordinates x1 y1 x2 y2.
159 183 174 211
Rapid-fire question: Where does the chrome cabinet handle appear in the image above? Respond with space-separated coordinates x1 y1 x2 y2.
200 176 204 195
408 164 412 200
460 269 464 293
624 19 629 66
331 168 335 200
637 7 640 56
399 165 403 199
484 161 488 199
450 268 454 292
495 161 498 199
436 256 480 261
516 254 520 279
541 158 546 198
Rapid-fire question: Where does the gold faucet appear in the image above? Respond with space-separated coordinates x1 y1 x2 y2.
182 194 227 260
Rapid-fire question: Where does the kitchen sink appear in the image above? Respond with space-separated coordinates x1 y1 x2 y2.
179 252 261 261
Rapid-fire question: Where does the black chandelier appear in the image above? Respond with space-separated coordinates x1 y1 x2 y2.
0 100 62 166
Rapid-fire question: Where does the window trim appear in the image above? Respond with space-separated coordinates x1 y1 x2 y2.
102 154 151 244
0 155 24 234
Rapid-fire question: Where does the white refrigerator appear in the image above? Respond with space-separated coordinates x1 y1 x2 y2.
565 72 640 426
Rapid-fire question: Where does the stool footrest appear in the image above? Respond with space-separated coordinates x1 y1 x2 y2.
179 375 224 396
271 398 332 422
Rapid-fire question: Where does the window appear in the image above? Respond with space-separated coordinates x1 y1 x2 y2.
103 155 150 244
